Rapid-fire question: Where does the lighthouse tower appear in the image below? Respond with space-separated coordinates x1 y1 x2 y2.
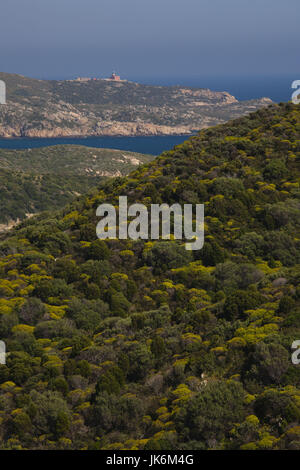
110 71 121 81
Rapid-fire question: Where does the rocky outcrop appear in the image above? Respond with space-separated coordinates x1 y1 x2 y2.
0 73 273 138
0 122 193 138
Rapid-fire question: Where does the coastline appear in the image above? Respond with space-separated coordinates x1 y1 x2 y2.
0 131 195 140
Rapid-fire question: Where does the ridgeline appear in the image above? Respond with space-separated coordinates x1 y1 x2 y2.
0 145 153 227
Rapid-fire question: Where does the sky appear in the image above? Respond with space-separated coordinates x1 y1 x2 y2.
0 0 299 80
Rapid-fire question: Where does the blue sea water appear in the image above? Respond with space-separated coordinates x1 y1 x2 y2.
0 135 190 156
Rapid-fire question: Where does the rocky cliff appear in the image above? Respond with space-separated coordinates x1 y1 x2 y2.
0 73 273 137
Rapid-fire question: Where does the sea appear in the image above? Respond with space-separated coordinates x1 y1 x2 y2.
0 75 296 155
0 135 190 156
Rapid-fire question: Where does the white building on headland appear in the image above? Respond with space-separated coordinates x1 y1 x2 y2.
68 72 126 82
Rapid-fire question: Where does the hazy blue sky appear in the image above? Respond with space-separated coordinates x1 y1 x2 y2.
0 0 299 80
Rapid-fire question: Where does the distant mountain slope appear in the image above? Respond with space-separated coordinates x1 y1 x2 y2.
0 103 299 450
0 72 272 137
0 145 153 226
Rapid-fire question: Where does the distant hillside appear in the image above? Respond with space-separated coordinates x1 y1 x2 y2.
0 145 153 226
0 103 299 450
0 72 272 138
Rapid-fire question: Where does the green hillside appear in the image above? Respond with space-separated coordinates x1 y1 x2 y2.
0 145 153 225
0 103 299 450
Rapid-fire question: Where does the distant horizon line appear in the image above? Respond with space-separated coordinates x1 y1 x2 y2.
1 71 298 81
